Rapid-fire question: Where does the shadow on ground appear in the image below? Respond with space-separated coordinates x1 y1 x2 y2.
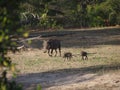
13 63 120 90
26 28 120 49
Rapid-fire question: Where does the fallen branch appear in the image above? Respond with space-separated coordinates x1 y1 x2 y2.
20 35 42 42
17 45 25 50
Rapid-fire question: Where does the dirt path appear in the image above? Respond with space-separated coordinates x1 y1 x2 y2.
13 69 120 90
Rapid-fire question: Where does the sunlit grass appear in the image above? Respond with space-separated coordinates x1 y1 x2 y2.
8 44 120 75
8 28 120 75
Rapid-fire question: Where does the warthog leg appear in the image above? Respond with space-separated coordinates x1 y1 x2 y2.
48 49 52 56
59 48 61 57
55 49 57 57
50 49 54 56
82 55 88 60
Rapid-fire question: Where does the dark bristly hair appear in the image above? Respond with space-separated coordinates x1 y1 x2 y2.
63 52 72 60
43 39 61 57
81 51 88 60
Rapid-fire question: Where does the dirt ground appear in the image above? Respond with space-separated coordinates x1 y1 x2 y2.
14 69 120 90
9 27 120 90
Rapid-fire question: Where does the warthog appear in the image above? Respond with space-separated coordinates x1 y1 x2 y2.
81 51 88 60
43 39 61 56
63 52 72 60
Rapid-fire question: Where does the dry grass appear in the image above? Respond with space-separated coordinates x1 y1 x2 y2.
9 45 120 74
8 28 120 90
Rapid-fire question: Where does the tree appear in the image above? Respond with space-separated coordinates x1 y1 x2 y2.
108 0 120 25
20 0 64 29
18 0 120 29
0 0 26 90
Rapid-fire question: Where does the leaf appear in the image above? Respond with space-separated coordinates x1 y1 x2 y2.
3 61 9 66
10 64 16 72
23 32 29 37
1 84 7 90
28 40 32 44
5 35 9 40
13 72 17 78
0 32 4 42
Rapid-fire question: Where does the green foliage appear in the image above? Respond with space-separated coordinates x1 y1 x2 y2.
0 80 23 90
0 0 25 90
36 84 42 90
20 0 64 29
18 0 120 29
109 0 120 13
108 0 120 25
109 12 117 25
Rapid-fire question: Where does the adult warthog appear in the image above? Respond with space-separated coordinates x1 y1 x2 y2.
43 39 61 57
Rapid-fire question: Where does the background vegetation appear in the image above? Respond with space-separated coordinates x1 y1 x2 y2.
0 0 120 90
20 0 120 29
